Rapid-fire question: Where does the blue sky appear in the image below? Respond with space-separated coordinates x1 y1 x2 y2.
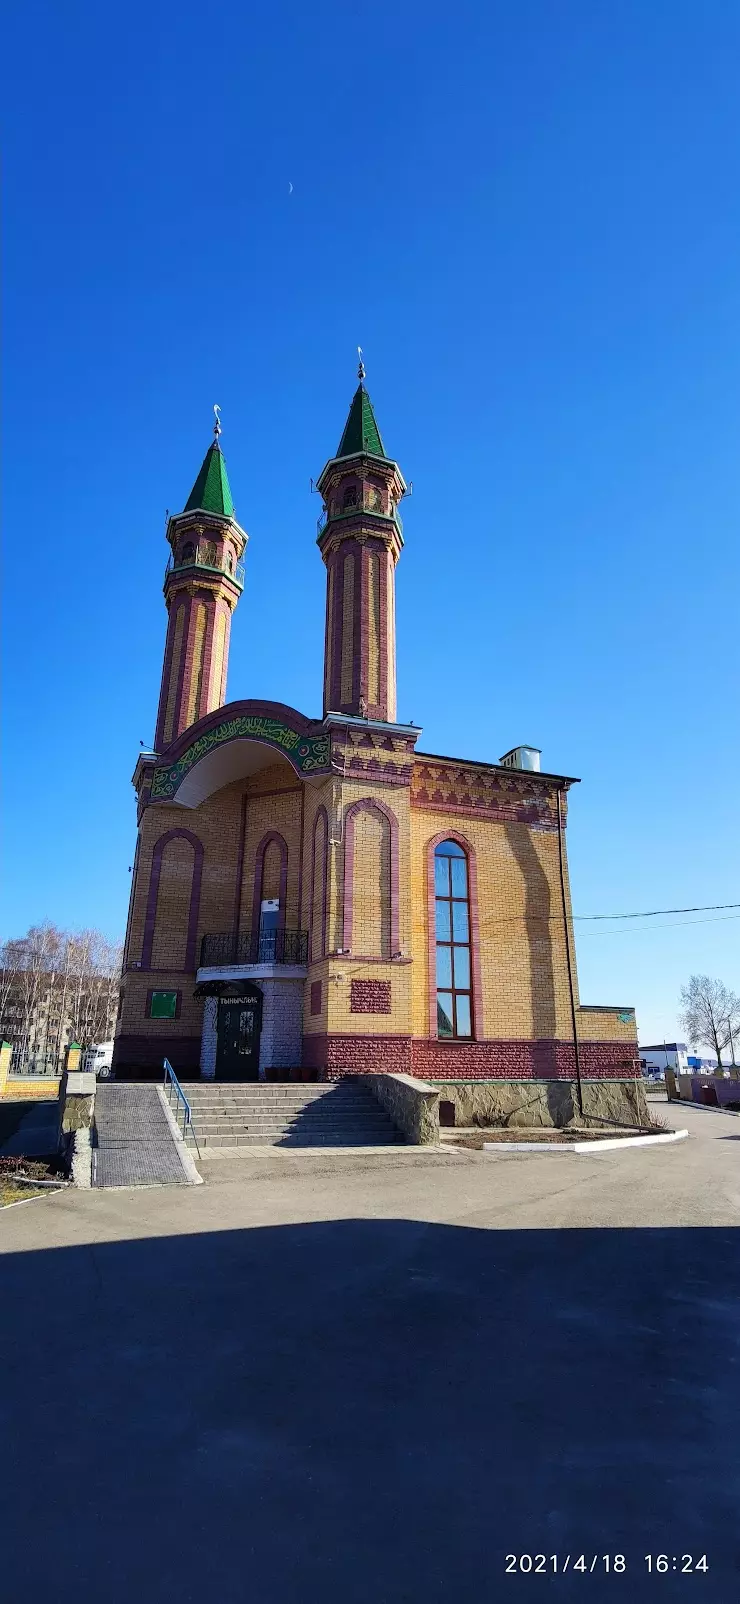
3 0 740 1045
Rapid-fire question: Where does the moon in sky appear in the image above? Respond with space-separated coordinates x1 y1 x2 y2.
288 181 293 194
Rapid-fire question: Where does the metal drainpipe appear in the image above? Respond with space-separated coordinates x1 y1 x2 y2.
557 787 584 1120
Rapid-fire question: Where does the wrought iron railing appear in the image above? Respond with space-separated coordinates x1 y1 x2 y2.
316 504 403 539
200 929 309 967
164 554 245 589
7 1057 62 1078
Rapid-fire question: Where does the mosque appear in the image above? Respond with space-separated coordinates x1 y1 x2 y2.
113 364 640 1119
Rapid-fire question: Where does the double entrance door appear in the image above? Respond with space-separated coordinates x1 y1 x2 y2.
216 990 262 1081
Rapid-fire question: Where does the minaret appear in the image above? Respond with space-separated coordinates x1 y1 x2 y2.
154 412 248 753
317 357 406 722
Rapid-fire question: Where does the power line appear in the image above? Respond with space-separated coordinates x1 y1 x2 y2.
575 902 740 921
581 912 740 937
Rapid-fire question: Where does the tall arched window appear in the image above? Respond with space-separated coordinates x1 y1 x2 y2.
434 840 472 1038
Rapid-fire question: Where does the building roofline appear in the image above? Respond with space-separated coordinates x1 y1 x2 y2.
414 749 580 785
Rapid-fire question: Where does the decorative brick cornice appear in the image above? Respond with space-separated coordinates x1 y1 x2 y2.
411 758 565 830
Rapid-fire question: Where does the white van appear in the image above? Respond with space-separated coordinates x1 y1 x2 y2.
82 1041 114 1079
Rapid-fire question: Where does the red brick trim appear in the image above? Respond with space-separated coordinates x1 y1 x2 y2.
310 980 322 1016
141 828 204 972
342 797 400 956
155 594 187 752
233 790 249 939
354 543 364 709
329 549 343 711
199 596 218 723
251 831 289 936
309 806 329 961
424 829 483 1038
301 1033 412 1077
350 979 391 1014
378 545 389 718
300 1033 639 1081
411 1038 640 1081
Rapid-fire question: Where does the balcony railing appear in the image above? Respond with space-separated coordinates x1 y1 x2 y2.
316 504 403 539
165 554 245 589
200 929 309 968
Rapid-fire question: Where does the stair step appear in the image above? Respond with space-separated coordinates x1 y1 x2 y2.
188 1132 404 1147
179 1082 402 1149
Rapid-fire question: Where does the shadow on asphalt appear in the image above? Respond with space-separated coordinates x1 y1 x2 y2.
2 1221 737 1602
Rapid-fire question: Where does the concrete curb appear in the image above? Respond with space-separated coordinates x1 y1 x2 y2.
574 1129 689 1153
157 1088 204 1185
482 1130 689 1155
668 1098 740 1118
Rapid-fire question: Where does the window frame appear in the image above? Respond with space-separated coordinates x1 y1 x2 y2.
433 840 474 1041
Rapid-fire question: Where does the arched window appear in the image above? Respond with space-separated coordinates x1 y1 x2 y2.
342 485 358 510
181 541 195 563
434 840 472 1038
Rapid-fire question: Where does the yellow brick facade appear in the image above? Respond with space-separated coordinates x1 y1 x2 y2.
116 733 637 1081
116 390 637 1084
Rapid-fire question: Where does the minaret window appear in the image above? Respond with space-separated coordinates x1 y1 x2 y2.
342 486 358 510
434 840 473 1039
181 542 195 563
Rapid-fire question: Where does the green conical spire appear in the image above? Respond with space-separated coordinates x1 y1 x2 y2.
336 383 386 459
183 443 234 517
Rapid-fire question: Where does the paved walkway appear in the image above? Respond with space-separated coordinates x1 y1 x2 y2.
2 1094 739 1601
92 1084 189 1188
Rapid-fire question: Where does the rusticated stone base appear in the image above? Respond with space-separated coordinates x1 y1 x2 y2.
362 1073 439 1144
431 1078 650 1130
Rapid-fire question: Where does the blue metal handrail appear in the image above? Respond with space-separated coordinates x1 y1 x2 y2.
163 1058 193 1142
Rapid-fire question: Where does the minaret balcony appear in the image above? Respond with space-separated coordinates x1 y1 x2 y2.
164 552 245 590
316 504 403 541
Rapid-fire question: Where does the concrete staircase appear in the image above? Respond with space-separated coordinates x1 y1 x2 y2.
179 1081 405 1149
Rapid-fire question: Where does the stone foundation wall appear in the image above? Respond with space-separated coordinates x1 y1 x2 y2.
431 1077 650 1130
362 1073 439 1144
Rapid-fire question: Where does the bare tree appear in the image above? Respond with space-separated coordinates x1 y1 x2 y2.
0 925 122 1070
0 938 21 1033
679 975 740 1069
65 932 123 1050
12 924 65 1066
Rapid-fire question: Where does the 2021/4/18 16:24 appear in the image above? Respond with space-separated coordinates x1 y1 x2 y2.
504 1555 709 1573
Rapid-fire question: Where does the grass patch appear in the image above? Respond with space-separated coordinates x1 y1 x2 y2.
0 1155 67 1206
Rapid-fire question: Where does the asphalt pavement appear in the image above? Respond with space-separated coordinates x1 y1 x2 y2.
1 1096 738 1601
